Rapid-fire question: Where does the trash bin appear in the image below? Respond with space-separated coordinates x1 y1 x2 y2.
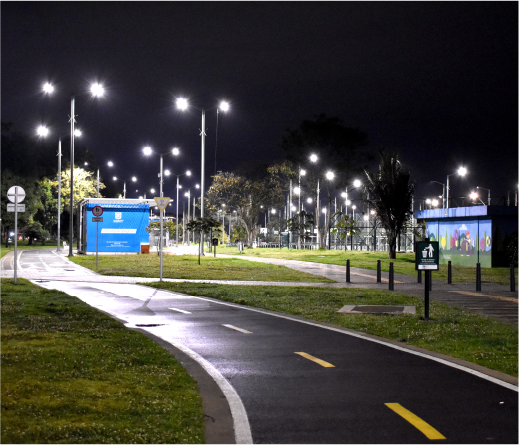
140 243 150 254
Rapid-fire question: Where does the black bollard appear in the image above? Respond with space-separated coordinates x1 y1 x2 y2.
346 259 350 283
510 264 516 293
389 262 394 291
476 263 481 291
377 260 381 283
417 269 422 284
448 261 452 284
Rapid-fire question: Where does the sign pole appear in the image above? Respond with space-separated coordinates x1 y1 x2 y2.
96 221 99 269
14 194 18 284
424 270 430 320
160 208 163 281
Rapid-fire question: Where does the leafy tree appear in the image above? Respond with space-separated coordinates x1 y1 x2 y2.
279 115 371 247
34 178 59 237
362 150 415 259
47 167 105 210
281 114 371 187
23 221 49 246
332 215 361 251
206 171 285 246
186 217 222 264
145 220 178 239
287 210 315 246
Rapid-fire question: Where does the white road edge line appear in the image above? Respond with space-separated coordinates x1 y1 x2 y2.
128 326 253 444
223 324 253 334
169 307 192 314
192 295 518 392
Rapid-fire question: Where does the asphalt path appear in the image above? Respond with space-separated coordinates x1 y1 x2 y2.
3 249 518 443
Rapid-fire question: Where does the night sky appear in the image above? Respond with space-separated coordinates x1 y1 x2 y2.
2 2 517 208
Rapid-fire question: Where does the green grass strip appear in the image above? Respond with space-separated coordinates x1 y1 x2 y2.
70 254 335 282
1 279 204 444
144 281 518 378
215 246 518 285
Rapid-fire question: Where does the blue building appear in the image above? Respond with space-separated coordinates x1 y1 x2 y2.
78 198 154 254
414 205 518 268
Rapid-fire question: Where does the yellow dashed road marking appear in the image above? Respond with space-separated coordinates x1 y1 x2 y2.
385 403 446 440
295 352 335 368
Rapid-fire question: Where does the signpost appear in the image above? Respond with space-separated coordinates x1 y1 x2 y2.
92 206 104 268
415 240 439 320
154 197 171 281
7 186 25 284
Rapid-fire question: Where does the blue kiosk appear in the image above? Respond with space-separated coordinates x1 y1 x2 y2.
78 198 154 254
414 205 518 268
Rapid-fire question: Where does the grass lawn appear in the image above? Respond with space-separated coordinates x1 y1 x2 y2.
70 254 335 282
1 278 204 444
145 281 518 378
215 246 518 285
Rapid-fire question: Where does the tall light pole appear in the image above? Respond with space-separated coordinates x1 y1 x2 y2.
176 97 230 252
446 166 467 209
122 176 138 199
96 160 114 198
431 180 446 208
310 154 320 247
477 186 490 205
215 101 230 175
142 146 180 197
173 171 191 246
42 81 104 256
37 125 82 252
325 171 335 250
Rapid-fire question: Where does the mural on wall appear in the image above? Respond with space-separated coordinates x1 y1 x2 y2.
426 219 491 267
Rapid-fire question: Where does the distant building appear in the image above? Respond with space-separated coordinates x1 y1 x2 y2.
414 206 518 268
78 198 154 254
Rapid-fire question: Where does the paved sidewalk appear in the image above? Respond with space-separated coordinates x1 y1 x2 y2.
217 254 519 326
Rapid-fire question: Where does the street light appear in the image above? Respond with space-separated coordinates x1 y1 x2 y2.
42 80 105 256
36 126 82 252
172 170 191 246
122 176 137 199
446 166 467 209
476 186 490 205
176 97 230 251
215 101 230 175
142 146 180 197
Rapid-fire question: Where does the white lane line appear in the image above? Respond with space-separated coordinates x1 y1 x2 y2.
222 324 253 334
169 307 192 314
137 326 253 444
191 296 517 392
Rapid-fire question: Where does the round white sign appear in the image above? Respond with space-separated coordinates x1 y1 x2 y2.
7 186 25 203
92 205 103 216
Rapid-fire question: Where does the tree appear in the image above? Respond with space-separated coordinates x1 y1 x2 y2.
362 150 415 259
23 221 49 246
47 167 105 210
186 217 222 264
280 115 372 247
34 178 59 237
281 114 371 188
331 215 361 251
287 210 315 247
206 171 285 246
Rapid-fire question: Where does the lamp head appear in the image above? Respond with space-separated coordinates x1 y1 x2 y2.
172 147 180 156
42 83 55 94
219 101 230 112
90 83 105 98
143 146 153 156
458 166 467 176
176 98 188 111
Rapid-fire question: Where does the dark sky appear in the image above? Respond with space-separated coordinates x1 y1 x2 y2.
2 2 517 207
